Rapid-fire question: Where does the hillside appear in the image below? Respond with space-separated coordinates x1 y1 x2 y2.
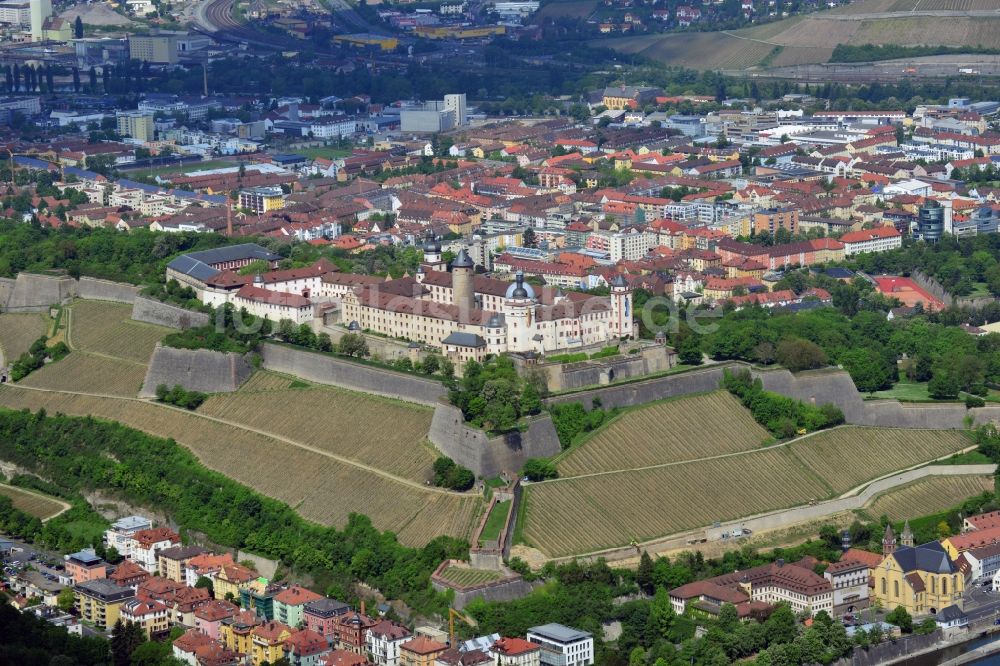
598 0 1000 70
520 392 977 558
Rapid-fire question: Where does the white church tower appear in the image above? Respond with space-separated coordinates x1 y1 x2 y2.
609 274 634 339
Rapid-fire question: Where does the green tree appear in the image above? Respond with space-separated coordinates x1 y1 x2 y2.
775 338 827 372
636 551 654 596
928 372 960 400
886 606 913 633
840 348 896 393
195 575 214 597
56 587 76 612
111 619 144 666
74 16 83 38
522 458 558 481
338 333 369 358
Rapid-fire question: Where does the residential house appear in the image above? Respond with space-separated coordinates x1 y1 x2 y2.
220 609 263 656
275 585 324 628
368 620 412 666
109 559 152 589
214 563 257 602
195 599 241 640
334 610 377 654
962 543 1000 584
76 579 136 629
104 515 152 555
185 552 236 588
823 559 871 616
401 636 449 666
64 548 107 584
942 525 1000 559
840 226 902 255
120 599 171 638
252 620 294 666
286 628 333 666
322 649 373 666
159 546 209 583
304 598 350 643
492 638 542 666
129 527 182 573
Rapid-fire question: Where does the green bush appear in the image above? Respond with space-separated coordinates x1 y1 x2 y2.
155 384 208 410
722 369 844 437
522 458 558 481
432 456 475 491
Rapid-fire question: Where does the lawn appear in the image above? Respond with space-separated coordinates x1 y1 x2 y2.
867 378 1000 403
478 499 511 546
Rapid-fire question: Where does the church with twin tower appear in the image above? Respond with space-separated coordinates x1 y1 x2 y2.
339 235 634 363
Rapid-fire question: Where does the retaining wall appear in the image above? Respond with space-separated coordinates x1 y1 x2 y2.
428 404 561 478
132 296 211 330
1 274 138 312
76 277 138 304
547 363 1000 430
140 346 253 397
261 343 445 406
2 273 75 312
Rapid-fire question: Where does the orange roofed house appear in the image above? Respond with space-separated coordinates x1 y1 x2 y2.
400 636 449 666
492 638 542 666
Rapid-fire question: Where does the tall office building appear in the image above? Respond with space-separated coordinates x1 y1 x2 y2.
443 93 467 127
916 200 944 243
29 0 50 40
128 34 178 64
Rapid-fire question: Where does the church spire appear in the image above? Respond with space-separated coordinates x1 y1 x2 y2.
901 520 914 548
882 523 897 557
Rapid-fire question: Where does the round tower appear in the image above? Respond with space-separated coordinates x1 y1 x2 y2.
502 272 535 353
421 230 445 272
451 249 475 317
609 274 634 339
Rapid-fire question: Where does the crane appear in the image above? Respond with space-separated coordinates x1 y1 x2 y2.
448 607 478 646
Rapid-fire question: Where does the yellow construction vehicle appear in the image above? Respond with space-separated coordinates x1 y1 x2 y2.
449 607 478 645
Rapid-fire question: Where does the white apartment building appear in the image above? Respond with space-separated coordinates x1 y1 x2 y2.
368 620 413 666
104 516 152 555
493 638 541 666
127 527 181 573
526 624 594 666
840 226 903 256
0 1 30 25
966 543 1000 584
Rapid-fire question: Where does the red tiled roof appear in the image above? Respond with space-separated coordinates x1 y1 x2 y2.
492 638 540 656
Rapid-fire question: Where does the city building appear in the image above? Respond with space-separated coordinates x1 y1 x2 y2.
840 226 903 255
274 585 324 628
916 200 945 242
823 559 870 616
526 624 594 666
117 111 155 142
304 598 350 643
872 528 964 615
251 620 293 666
240 186 286 215
29 0 50 40
753 207 799 236
120 599 171 638
64 548 107 584
0 1 30 26
128 527 181 573
368 620 412 666
105 516 152 554
285 628 332 666
400 94 467 133
75 579 136 629
492 638 541 666
128 34 178 64
158 545 208 583
401 636 449 666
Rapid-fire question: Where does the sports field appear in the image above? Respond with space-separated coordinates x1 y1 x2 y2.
0 385 481 546
0 483 68 520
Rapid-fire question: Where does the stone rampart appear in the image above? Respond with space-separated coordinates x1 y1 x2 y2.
547 363 1000 430
260 343 445 406
131 296 211 330
140 346 252 397
76 277 138 304
428 404 561 478
3 273 76 312
0 277 14 310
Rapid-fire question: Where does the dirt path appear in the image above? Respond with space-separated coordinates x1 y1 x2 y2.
4 383 470 497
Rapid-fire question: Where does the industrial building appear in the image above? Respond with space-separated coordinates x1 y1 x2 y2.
128 33 178 64
28 0 49 40
400 94 467 134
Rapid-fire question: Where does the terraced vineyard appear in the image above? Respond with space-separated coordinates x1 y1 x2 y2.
523 389 975 556
865 475 994 520
0 483 68 520
0 313 47 363
437 566 506 586
20 353 148 397
558 391 770 477
789 428 973 495
198 374 436 481
524 446 827 557
0 386 481 545
68 301 169 363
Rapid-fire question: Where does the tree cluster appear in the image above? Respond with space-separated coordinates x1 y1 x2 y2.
722 369 844 438
154 384 208 410
448 357 544 432
432 456 475 491
10 336 69 382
